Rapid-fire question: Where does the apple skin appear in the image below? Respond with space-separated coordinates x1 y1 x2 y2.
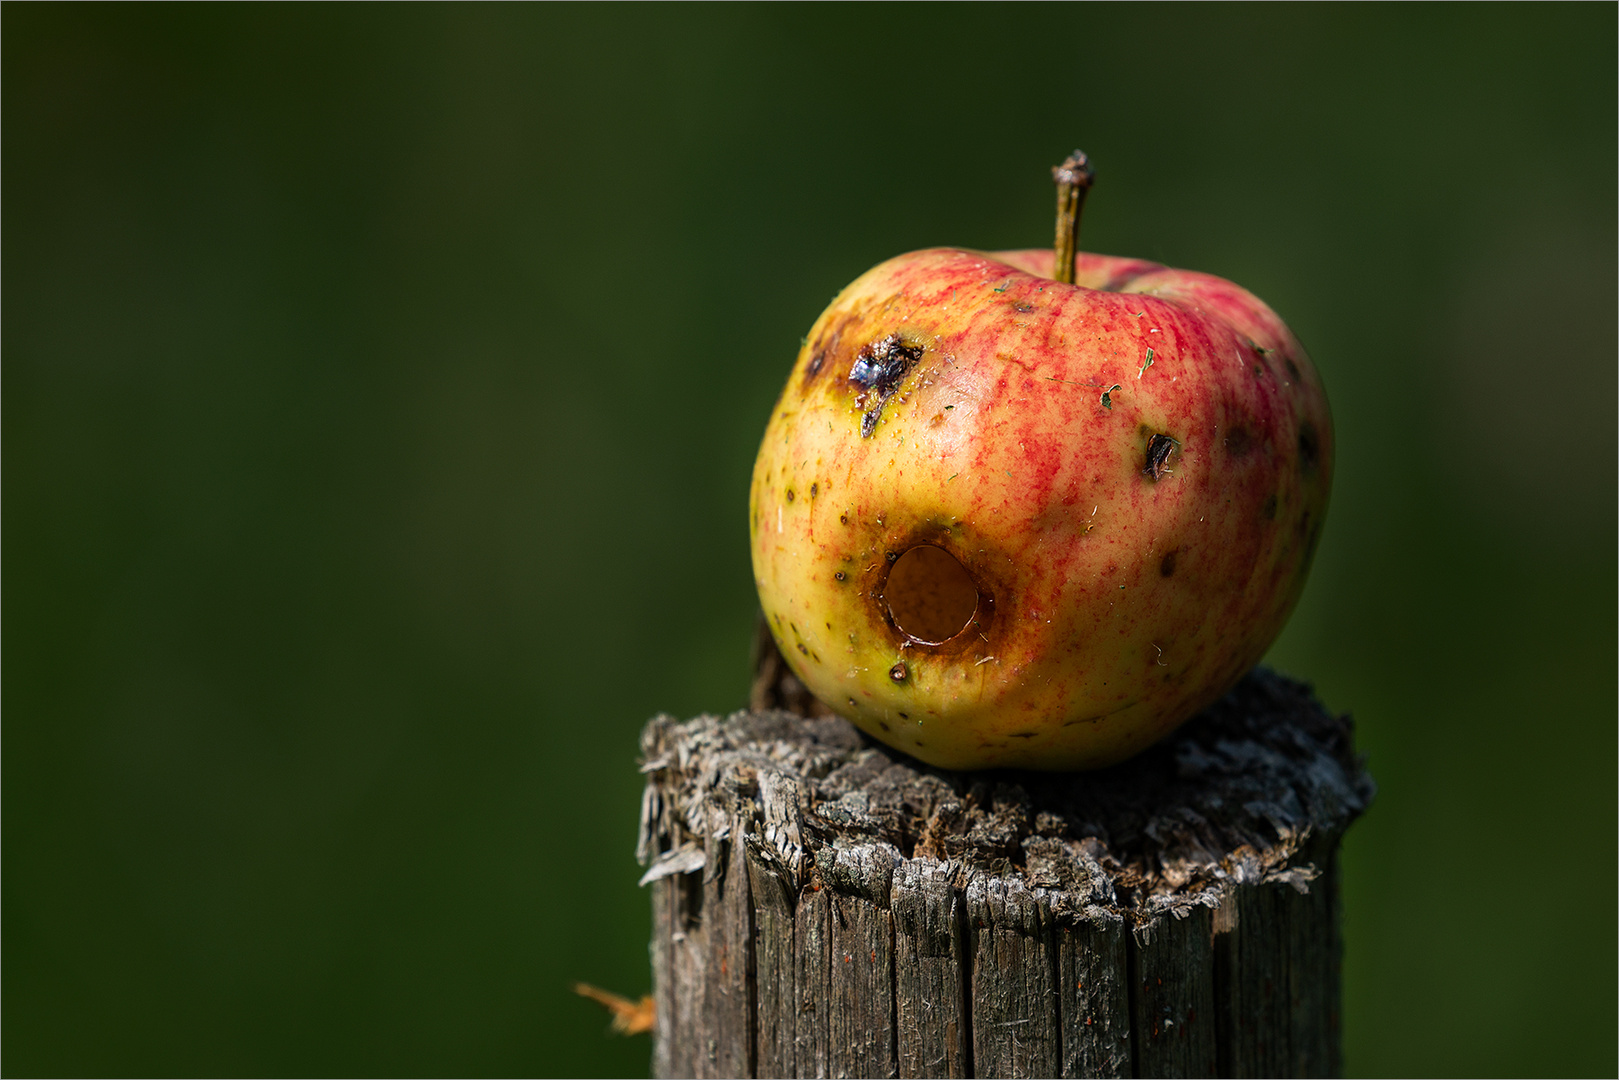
750 247 1331 771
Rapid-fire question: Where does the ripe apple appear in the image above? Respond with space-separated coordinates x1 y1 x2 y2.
750 155 1331 770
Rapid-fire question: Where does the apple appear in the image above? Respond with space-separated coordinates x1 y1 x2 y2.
749 154 1331 770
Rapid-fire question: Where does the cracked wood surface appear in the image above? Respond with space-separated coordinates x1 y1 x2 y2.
640 659 1371 1078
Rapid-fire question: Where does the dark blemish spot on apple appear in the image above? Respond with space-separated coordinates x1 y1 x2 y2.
802 324 844 388
1143 433 1178 480
797 643 808 656
840 513 849 525
1062 714 1108 727
1297 421 1320 475
1262 494 1279 520
1285 358 1300 379
898 712 909 720
914 739 925 747
878 719 890 732
1009 730 1038 739
835 571 847 581
889 662 909 682
1159 550 1177 577
1224 426 1252 456
886 550 900 563
849 334 924 438
786 489 795 502
810 482 818 498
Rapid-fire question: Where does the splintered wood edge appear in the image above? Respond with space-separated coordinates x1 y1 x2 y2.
636 666 1373 931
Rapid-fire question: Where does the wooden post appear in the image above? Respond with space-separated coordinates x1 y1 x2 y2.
638 636 1372 1079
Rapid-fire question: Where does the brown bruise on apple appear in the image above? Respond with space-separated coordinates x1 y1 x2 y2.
749 246 1333 771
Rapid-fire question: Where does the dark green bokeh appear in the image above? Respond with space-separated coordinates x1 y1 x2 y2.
5 5 1614 1076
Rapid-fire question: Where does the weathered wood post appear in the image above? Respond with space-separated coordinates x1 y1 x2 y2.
638 635 1372 1078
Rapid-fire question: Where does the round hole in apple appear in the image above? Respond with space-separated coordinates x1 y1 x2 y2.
884 545 980 645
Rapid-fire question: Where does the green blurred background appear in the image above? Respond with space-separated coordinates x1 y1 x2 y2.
5 5 1614 1076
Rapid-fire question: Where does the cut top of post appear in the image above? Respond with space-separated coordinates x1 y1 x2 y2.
639 667 1374 930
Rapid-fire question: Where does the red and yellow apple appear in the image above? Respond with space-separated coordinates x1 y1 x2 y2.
750 245 1331 770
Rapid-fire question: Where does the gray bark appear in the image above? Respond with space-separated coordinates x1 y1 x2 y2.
640 663 1372 1078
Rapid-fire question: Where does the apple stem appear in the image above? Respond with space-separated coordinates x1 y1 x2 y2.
1051 150 1095 285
